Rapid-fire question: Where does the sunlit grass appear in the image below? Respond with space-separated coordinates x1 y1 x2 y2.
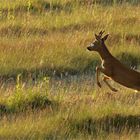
0 81 139 139
0 0 139 139
0 3 139 78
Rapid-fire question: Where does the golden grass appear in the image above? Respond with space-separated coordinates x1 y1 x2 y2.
0 0 139 139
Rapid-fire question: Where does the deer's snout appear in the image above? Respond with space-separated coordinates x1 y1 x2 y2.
87 46 92 51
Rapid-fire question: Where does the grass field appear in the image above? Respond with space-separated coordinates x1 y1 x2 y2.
0 0 140 139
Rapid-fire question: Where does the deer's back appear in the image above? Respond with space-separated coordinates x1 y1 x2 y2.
112 58 140 79
108 58 140 89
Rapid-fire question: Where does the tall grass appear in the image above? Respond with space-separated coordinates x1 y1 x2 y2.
0 77 139 139
0 0 139 139
0 2 140 79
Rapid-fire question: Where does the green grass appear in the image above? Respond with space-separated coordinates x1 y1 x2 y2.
0 81 139 139
0 0 139 139
0 2 140 78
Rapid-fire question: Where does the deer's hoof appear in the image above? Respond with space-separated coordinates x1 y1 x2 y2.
97 82 101 88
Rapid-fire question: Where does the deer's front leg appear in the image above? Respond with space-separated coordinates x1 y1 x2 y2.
96 66 104 88
103 76 118 92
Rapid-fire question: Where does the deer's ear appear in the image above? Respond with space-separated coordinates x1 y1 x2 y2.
95 34 100 41
102 34 109 41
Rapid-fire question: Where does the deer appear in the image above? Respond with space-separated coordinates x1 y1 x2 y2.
87 31 140 92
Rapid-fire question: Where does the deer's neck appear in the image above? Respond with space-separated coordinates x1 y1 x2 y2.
98 44 113 60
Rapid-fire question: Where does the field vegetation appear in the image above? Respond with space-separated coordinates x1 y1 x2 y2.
0 0 140 139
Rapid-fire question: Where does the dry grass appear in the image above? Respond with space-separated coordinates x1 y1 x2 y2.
0 0 139 139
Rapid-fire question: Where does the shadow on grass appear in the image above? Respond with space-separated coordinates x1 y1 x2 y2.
0 21 99 37
1 0 139 16
116 52 140 69
0 51 140 84
0 66 82 83
1 1 73 16
75 114 140 134
0 57 98 84
110 33 140 45
0 94 56 116
0 22 140 46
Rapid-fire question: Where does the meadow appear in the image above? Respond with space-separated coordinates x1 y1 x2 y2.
0 0 140 139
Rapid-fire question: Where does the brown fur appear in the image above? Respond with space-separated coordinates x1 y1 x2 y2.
87 31 140 92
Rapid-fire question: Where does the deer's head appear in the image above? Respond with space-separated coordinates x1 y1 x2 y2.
87 31 109 52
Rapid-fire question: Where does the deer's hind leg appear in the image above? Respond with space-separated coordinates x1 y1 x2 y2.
103 76 118 92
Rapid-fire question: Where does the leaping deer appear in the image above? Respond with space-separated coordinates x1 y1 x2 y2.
87 31 140 92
